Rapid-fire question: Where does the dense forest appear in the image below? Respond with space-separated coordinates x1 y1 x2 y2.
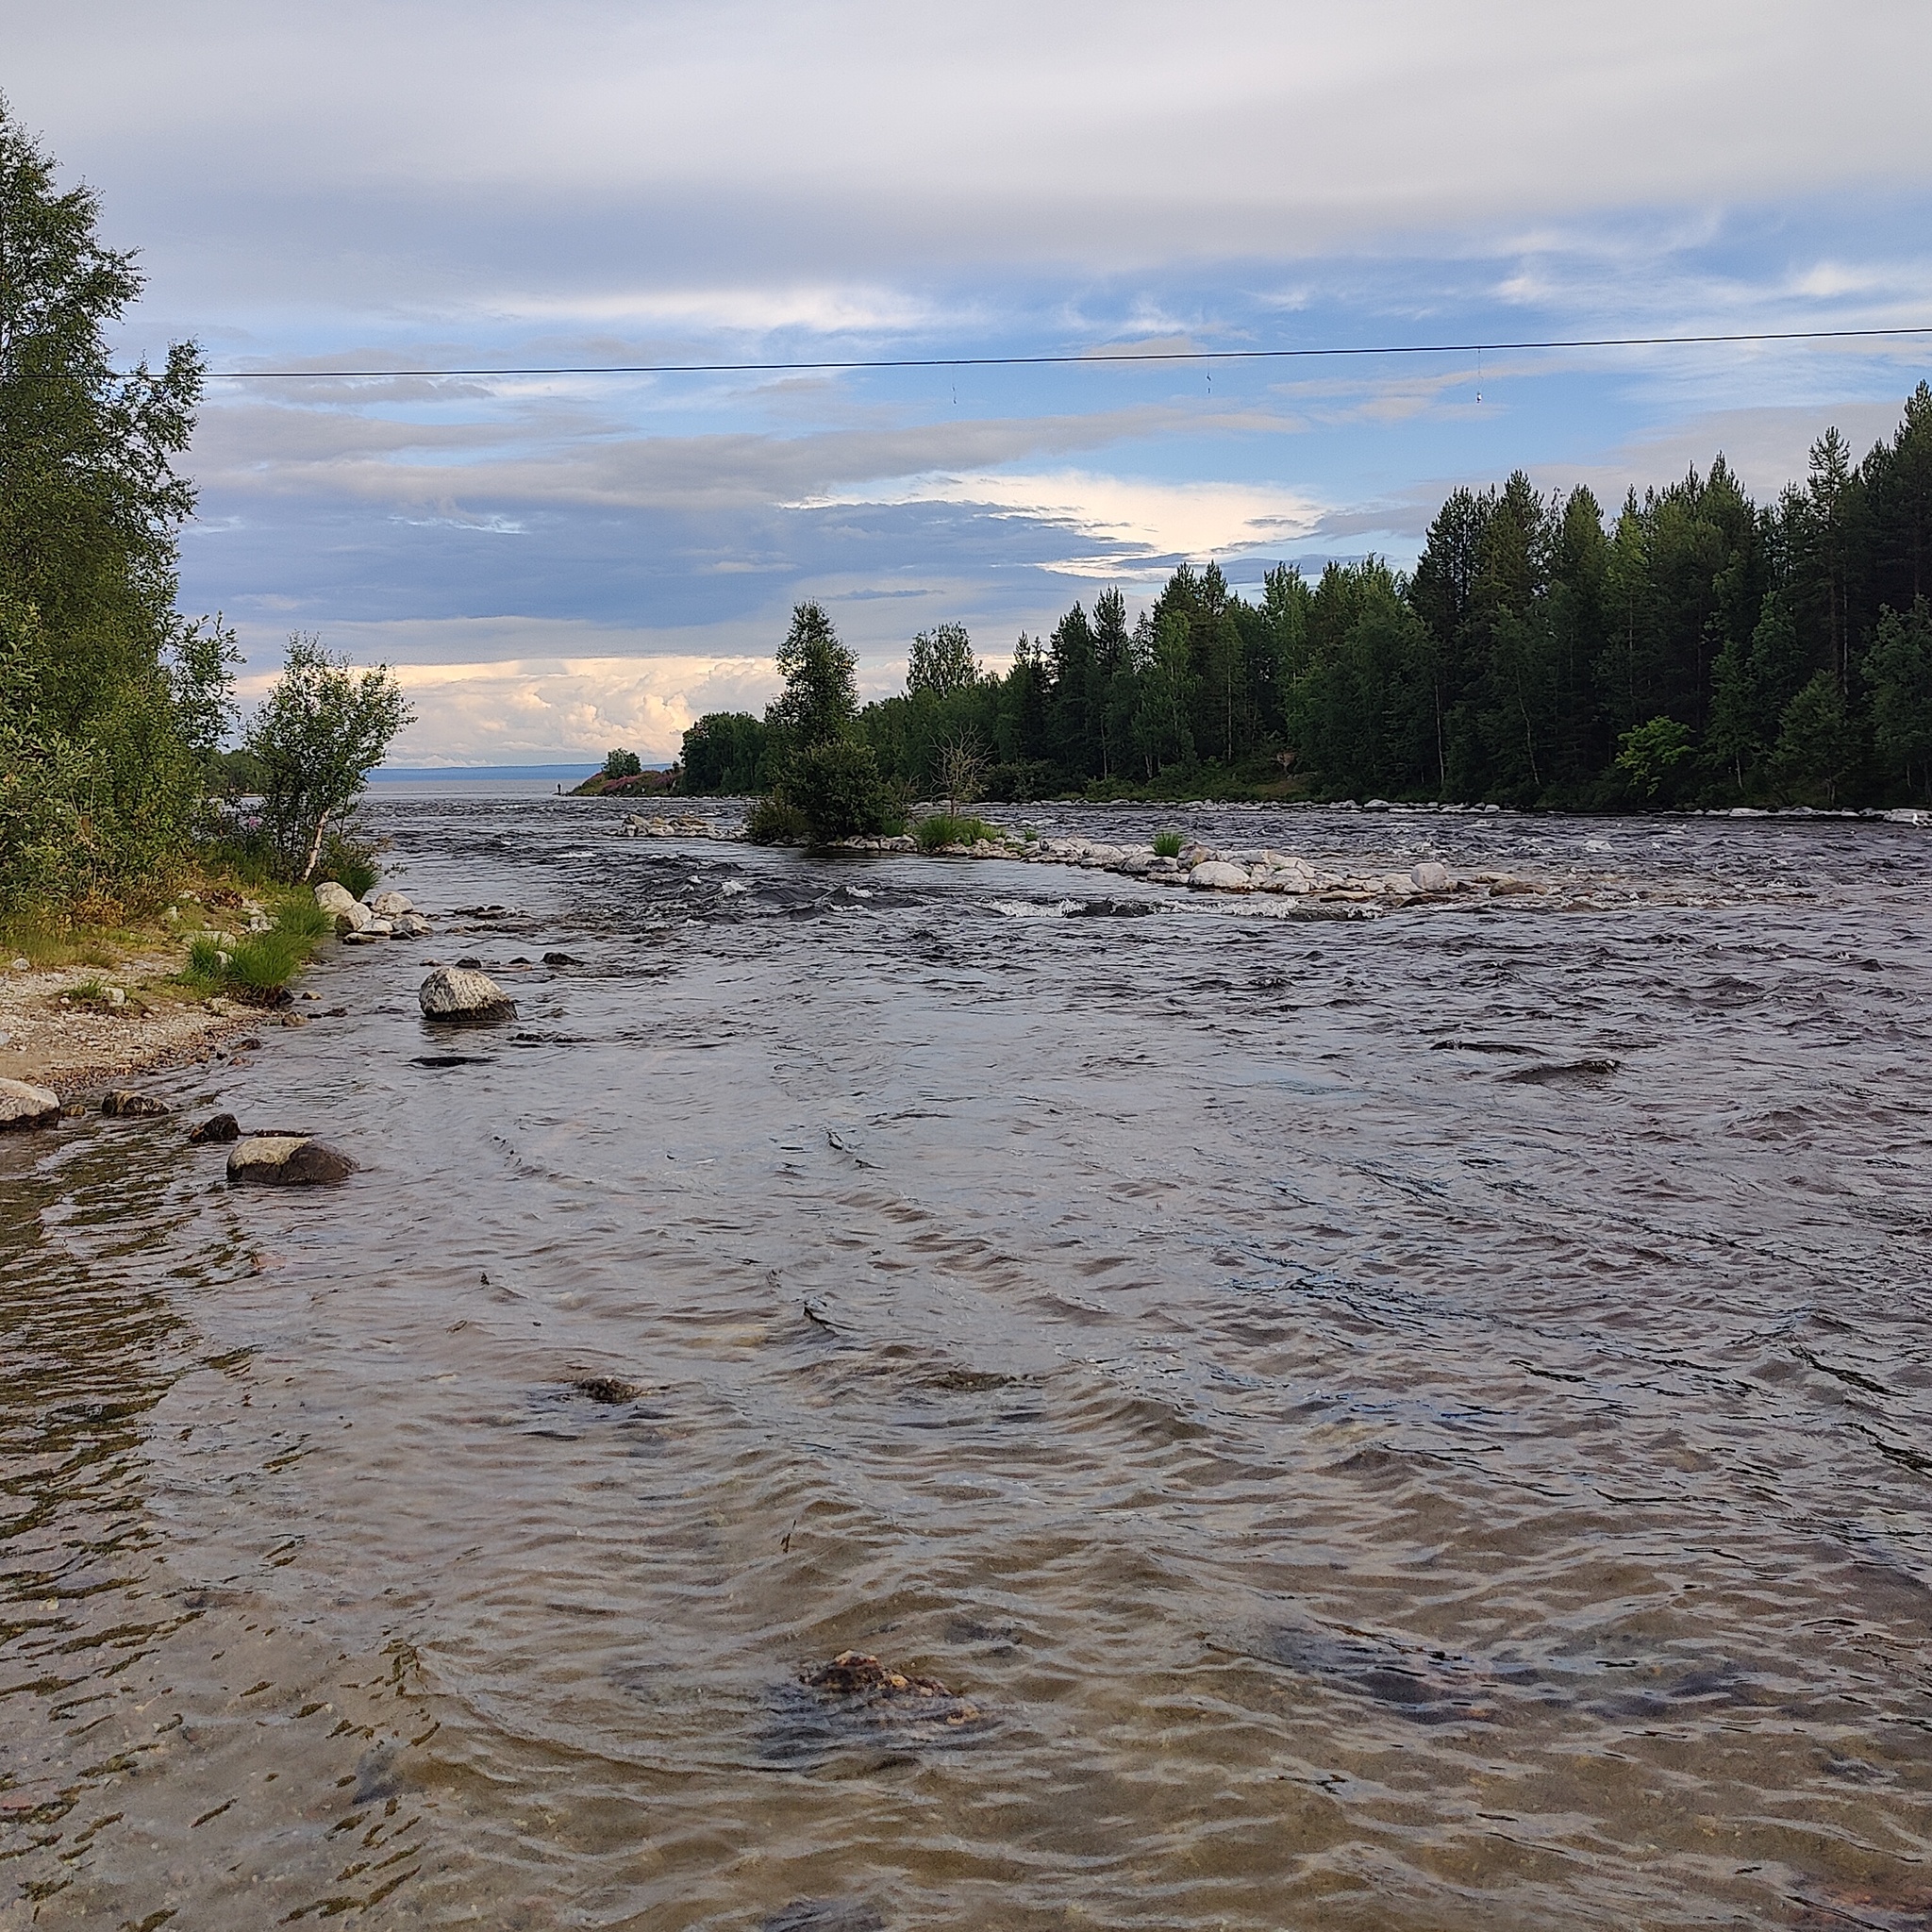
1 103 410 918
0 101 217 913
683 388 1932 811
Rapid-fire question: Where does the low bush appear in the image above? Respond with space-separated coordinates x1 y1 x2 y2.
315 830 380 900
1152 828 1184 858
781 741 903 844
745 795 809 844
913 813 1002 851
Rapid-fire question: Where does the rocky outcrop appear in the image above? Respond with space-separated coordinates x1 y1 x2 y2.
418 965 517 1024
225 1135 356 1185
101 1090 170 1118
0 1078 60 1130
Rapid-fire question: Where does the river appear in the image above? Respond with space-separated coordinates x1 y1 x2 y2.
4 796 1929 1930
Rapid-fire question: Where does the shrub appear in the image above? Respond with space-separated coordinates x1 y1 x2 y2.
745 795 809 844
187 936 224 979
783 741 902 843
316 829 379 899
913 813 1001 851
1152 828 1184 858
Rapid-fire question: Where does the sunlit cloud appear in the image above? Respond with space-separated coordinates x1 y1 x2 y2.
803 470 1324 577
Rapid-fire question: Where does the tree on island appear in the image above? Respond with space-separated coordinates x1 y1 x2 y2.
246 635 413 880
749 603 899 843
601 747 643 780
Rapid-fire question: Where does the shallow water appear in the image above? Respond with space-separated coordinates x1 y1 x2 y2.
5 799 1932 1931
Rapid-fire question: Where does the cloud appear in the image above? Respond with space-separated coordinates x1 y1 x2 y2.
235 640 784 765
809 470 1324 577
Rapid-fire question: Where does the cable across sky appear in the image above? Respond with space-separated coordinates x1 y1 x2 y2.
193 323 1932 382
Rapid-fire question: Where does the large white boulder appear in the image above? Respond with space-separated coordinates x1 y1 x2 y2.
226 1135 356 1185
0 1079 59 1130
419 965 517 1024
314 881 358 916
1410 860 1452 891
1188 860 1253 891
371 891 414 917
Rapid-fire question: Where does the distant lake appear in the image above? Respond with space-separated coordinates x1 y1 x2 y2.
369 762 602 797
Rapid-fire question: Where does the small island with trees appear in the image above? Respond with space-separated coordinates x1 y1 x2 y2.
680 391 1932 826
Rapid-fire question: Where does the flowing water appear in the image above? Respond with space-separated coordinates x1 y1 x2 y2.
5 798 1931 1931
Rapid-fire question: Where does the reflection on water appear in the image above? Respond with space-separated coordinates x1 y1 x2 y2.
4 797 1931 1930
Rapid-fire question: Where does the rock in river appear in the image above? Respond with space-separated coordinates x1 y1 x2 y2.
1189 859 1253 891
188 1111 242 1143
226 1135 356 1186
101 1090 170 1118
418 964 518 1024
371 891 414 917
313 881 358 916
0 1079 60 1130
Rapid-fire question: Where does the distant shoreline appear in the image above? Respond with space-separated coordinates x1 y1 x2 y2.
370 764 606 782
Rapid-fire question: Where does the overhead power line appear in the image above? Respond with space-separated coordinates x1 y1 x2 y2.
184 324 1932 381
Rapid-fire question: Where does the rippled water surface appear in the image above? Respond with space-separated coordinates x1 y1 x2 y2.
6 798 1932 1930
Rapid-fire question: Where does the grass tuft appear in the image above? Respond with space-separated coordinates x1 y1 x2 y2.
1152 828 1184 858
913 814 1003 852
177 894 329 1000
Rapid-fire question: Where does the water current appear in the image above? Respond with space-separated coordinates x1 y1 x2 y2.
4 796 1930 1931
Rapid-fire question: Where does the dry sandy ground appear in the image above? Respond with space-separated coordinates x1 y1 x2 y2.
0 954 259 1099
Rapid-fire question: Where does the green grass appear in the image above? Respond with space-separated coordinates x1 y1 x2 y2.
0 917 125 969
1152 828 1184 858
913 814 1003 852
177 892 331 1000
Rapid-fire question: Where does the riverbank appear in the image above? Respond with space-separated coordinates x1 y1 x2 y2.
0 955 262 1096
0 879 418 1104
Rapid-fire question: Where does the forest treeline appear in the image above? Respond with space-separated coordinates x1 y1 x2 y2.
683 387 1932 810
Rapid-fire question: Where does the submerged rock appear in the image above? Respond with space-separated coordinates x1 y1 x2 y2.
760 1650 984 1768
0 1079 60 1130
571 1375 642 1404
187 1111 242 1143
101 1090 170 1118
418 965 517 1024
761 1903 886 1932
226 1135 356 1185
802 1651 978 1721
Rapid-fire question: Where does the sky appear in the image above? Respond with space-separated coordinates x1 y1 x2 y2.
8 0 1932 763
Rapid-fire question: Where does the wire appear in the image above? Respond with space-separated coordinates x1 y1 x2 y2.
175 323 1931 381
